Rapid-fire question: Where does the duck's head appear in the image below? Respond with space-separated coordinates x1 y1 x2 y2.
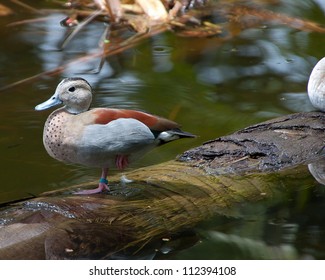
35 77 92 114
308 57 325 112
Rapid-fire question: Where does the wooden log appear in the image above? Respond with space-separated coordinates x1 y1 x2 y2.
0 111 324 259
180 112 325 174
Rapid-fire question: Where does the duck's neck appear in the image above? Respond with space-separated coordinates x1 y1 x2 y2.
64 105 85 115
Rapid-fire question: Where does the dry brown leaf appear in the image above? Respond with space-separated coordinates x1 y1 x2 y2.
0 4 13 16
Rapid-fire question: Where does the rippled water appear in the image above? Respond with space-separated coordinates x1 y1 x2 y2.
1 0 325 259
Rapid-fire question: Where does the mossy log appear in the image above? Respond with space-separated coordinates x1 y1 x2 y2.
180 111 325 174
0 112 324 259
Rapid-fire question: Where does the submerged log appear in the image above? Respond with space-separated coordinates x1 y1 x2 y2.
0 111 324 259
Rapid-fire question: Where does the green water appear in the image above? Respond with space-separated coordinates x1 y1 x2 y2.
1 0 325 259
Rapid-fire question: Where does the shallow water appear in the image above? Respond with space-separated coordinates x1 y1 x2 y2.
1 0 325 259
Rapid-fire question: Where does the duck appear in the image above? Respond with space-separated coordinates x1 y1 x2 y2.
308 57 325 112
35 77 196 194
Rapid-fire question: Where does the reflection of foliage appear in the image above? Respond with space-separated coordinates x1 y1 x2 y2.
177 230 298 260
1 0 325 90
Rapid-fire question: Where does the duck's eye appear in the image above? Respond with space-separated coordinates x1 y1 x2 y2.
68 86 76 92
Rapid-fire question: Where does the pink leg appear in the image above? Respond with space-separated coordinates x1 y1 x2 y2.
75 168 110 195
115 155 129 170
